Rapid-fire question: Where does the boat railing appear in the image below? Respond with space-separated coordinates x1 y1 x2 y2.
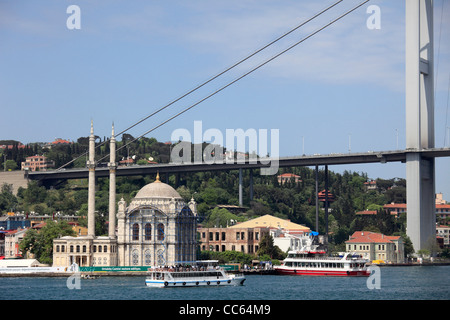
150 266 224 273
287 256 344 261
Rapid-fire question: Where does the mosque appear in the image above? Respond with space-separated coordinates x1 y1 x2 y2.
52 122 198 267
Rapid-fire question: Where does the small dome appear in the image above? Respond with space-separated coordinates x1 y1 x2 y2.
134 175 182 200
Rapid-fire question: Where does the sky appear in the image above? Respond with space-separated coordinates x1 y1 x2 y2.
0 0 449 200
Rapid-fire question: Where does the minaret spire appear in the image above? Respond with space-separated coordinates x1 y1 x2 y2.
108 122 117 239
87 120 96 237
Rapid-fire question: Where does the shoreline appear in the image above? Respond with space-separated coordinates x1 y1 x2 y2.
2 262 450 277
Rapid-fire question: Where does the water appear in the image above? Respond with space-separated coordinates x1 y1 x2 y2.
1 266 448 301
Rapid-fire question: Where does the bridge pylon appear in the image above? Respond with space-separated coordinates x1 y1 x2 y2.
405 0 436 253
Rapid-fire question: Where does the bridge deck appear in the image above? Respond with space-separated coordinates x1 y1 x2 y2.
26 148 450 182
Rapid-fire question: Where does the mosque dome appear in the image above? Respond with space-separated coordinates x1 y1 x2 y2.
134 173 182 200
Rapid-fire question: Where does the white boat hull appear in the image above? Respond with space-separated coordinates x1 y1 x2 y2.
145 275 246 288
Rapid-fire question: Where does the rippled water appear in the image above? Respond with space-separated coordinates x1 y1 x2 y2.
1 266 448 300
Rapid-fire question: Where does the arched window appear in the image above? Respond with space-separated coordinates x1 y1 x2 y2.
132 223 139 241
145 223 152 241
157 223 164 241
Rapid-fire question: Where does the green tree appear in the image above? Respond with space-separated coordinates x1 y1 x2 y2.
204 207 242 228
4 159 17 171
20 220 75 264
257 233 285 260
0 183 18 212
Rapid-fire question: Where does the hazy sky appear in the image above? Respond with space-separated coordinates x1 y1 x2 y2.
1 0 449 199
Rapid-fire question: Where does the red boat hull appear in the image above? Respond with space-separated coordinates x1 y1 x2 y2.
275 268 370 277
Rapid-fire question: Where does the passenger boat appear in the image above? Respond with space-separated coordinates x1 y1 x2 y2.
145 260 246 288
274 234 370 277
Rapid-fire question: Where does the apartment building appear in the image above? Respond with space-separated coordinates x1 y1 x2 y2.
21 155 55 171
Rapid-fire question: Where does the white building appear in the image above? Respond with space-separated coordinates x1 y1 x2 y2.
4 228 28 259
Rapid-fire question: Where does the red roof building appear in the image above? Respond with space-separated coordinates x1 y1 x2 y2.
346 231 404 263
355 210 378 216
318 189 335 202
51 138 72 145
277 173 302 185
383 202 450 222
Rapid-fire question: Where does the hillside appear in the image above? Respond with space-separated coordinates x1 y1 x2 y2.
0 135 410 250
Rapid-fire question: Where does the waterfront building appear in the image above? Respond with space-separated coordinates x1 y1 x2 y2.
198 214 310 254
0 259 41 268
345 231 404 264
271 228 316 253
115 173 198 266
4 228 28 259
0 231 5 257
199 225 269 254
52 122 197 268
436 225 450 247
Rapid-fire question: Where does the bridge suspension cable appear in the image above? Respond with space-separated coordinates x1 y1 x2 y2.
56 0 344 170
60 0 371 168
98 0 370 163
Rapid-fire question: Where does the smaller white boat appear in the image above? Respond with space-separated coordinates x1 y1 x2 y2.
274 233 370 277
145 260 246 288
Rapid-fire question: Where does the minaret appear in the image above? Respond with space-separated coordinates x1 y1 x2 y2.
87 120 96 237
108 123 117 239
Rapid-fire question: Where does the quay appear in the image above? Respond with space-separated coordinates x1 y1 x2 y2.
241 269 277 275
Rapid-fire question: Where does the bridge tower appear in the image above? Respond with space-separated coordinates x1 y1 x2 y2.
405 0 436 252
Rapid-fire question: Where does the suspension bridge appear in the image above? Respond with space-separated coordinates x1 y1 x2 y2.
23 0 449 253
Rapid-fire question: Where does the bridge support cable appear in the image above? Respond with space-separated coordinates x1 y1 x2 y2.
97 0 371 164
56 1 343 171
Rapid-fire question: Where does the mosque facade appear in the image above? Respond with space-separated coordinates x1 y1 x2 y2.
52 123 197 268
